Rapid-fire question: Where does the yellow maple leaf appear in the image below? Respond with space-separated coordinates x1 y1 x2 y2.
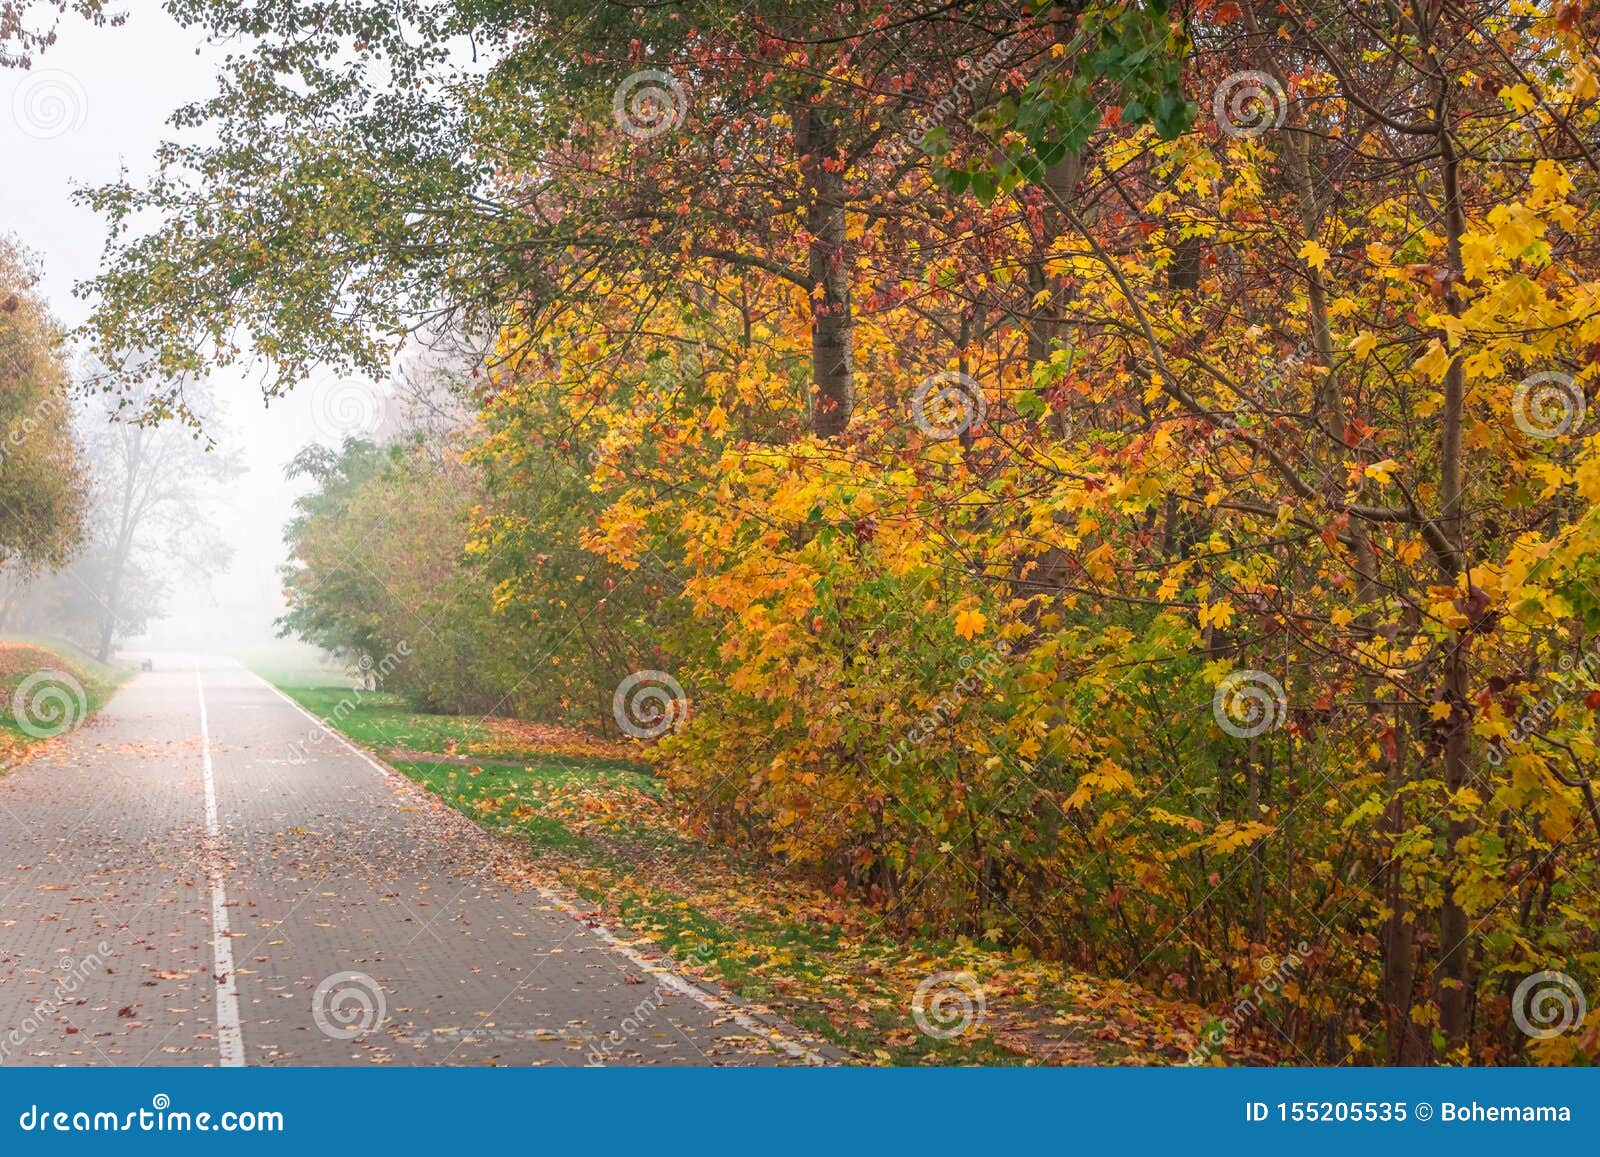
1459 231 1498 282
1364 458 1400 486
953 608 988 640
1208 820 1277 854
1298 239 1330 271
1530 159 1573 203
1413 340 1452 382
1501 82 1537 115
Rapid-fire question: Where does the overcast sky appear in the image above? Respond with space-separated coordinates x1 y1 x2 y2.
1 1 388 658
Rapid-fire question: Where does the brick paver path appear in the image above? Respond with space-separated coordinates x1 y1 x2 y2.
0 661 831 1067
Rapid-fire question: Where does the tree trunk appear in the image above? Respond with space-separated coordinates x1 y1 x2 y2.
799 104 853 439
96 450 140 663
1436 102 1473 1055
1026 153 1082 439
95 551 124 663
1382 714 1421 1063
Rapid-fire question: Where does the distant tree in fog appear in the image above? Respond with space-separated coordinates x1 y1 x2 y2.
75 374 242 659
11 367 242 658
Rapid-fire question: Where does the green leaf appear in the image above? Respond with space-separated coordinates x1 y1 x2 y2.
1015 391 1048 420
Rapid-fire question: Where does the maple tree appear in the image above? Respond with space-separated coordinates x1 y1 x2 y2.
0 235 83 575
87 0 1600 1064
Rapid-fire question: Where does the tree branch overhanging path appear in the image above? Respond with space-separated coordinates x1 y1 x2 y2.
16 0 1600 1067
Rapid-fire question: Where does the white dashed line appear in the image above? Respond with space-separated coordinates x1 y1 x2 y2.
196 669 245 1067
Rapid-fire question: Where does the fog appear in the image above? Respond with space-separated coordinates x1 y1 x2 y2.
1 0 385 667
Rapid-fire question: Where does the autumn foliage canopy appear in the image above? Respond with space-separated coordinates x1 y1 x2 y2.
84 0 1600 1064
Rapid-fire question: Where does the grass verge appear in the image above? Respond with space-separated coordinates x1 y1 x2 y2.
266 673 1261 1066
1 636 130 765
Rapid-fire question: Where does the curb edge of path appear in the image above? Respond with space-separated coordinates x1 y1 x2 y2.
248 671 843 1068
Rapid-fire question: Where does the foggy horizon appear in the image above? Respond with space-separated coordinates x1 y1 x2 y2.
3 0 393 664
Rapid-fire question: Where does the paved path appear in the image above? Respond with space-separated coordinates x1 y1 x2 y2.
0 660 829 1066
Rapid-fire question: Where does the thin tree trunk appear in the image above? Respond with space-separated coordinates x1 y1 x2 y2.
1436 90 1473 1055
799 104 854 438
96 442 140 662
1025 153 1082 441
1382 707 1421 1062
